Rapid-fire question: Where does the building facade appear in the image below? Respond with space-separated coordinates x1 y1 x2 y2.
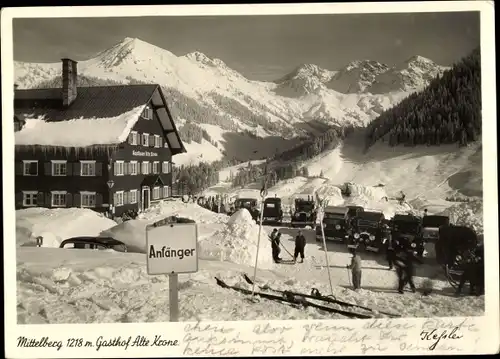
14 58 186 218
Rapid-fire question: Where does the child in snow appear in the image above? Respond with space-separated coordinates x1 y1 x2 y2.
347 249 362 290
294 230 306 263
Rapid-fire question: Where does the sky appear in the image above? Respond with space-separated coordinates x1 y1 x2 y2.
13 12 480 81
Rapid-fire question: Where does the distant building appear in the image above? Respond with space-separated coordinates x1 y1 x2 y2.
14 58 186 217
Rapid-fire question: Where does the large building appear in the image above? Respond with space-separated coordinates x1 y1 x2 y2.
14 58 186 218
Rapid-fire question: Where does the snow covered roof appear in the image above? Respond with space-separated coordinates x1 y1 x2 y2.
14 85 186 154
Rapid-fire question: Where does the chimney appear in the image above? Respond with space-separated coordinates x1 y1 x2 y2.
61 58 78 107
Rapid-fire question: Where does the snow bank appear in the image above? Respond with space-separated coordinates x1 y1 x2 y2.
439 200 484 234
100 219 152 253
138 200 229 225
16 208 117 248
15 106 145 147
203 209 274 269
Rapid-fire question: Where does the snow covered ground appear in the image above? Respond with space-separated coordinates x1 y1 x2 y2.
15 199 484 324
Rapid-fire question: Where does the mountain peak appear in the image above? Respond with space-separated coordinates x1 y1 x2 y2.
184 51 226 67
404 55 435 65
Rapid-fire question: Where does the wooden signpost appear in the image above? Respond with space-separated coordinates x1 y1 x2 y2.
146 221 198 322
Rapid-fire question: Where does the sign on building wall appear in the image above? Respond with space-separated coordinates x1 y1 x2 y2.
132 150 159 157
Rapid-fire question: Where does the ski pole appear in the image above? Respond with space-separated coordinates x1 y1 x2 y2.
267 236 294 259
318 204 335 299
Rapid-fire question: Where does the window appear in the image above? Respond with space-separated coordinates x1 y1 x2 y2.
128 131 138 145
142 133 149 146
142 161 150 175
51 160 67 176
81 191 96 207
163 185 170 198
129 161 138 175
142 106 153 120
23 161 38 176
51 191 67 207
153 161 160 174
80 160 96 176
154 135 161 148
23 191 38 206
162 161 171 174
114 161 124 176
153 186 160 200
129 190 138 204
114 191 124 207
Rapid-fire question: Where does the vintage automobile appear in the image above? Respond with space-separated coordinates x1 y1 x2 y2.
231 198 261 220
347 210 387 252
346 205 364 223
316 206 349 242
291 197 317 228
391 214 423 255
420 215 450 243
435 224 483 290
59 236 128 252
261 197 284 224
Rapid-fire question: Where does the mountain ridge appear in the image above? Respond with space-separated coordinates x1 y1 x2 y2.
14 37 449 165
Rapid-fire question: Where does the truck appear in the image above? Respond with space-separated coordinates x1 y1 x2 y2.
290 197 317 228
347 210 387 252
316 206 349 242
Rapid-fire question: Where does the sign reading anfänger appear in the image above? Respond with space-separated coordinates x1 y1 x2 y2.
146 223 198 275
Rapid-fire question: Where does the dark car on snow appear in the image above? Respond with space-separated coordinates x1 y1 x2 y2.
231 198 261 220
316 206 349 242
391 214 423 255
291 198 317 228
261 197 284 224
421 215 450 243
59 236 128 252
347 210 387 253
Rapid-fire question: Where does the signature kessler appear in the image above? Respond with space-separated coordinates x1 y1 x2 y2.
419 318 474 350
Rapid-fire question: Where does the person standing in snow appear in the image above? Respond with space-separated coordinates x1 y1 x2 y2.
385 225 396 270
346 249 362 290
395 248 423 294
269 229 279 262
272 233 283 263
294 230 306 263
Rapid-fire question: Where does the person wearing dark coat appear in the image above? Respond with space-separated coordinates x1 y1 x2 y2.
385 229 396 270
395 248 423 294
346 249 363 290
269 229 281 263
456 245 484 296
294 230 306 263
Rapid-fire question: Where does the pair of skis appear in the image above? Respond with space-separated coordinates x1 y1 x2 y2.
214 274 399 319
214 276 372 319
242 274 399 318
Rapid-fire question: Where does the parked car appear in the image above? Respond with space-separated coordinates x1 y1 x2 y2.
347 211 387 252
59 236 128 252
291 197 317 228
421 215 450 243
231 198 261 220
316 206 349 242
261 197 284 224
391 214 423 255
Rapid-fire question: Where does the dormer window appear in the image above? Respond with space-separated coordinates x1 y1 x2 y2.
142 106 153 120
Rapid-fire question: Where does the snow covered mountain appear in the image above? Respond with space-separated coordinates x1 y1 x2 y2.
367 55 449 94
14 37 446 164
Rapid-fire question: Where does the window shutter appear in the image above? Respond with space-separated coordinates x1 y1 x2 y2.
45 193 52 207
113 162 118 176
96 193 103 206
95 162 102 176
74 193 81 207
37 192 44 205
149 134 155 147
15 192 23 208
45 162 52 175
113 192 117 206
66 163 73 176
128 132 134 144
125 191 130 205
159 137 163 148
15 162 23 175
66 193 73 207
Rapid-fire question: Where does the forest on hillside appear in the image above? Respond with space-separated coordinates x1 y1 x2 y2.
230 125 348 189
365 48 481 148
33 75 125 88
